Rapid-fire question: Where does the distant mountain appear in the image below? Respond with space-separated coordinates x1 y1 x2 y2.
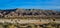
52 9 60 12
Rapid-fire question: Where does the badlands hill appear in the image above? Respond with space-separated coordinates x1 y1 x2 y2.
0 8 60 18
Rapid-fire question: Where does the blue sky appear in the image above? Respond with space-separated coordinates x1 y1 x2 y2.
0 0 60 9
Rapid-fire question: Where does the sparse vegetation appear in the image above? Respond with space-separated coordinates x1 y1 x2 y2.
0 22 59 28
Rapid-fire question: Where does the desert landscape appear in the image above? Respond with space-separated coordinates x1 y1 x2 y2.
0 8 60 28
